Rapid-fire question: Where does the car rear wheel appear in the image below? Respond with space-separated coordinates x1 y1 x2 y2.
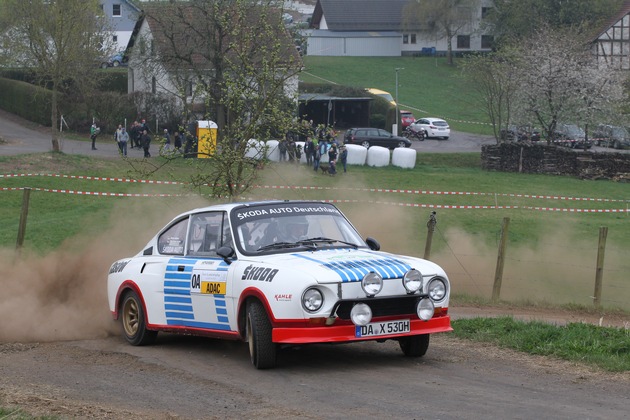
361 140 370 148
112 60 120 67
398 334 430 357
397 140 408 148
247 300 277 369
121 290 157 346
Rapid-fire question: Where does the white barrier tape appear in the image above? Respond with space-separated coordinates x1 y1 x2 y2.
3 173 628 203
1 187 628 213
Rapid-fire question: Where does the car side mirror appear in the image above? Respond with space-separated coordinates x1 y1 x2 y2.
365 237 380 251
217 246 236 264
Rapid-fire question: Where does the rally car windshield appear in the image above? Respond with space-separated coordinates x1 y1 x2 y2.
230 202 367 255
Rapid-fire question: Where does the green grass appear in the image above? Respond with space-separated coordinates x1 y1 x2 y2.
300 56 493 135
452 317 630 372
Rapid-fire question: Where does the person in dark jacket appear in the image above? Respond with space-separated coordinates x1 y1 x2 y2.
140 129 151 158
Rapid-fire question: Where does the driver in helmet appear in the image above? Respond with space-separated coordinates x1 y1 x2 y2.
281 216 309 242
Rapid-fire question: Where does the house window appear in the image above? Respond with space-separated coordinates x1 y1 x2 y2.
113 4 121 17
482 7 492 20
457 35 470 49
481 35 494 49
152 77 157 94
185 80 193 97
113 35 118 43
403 34 417 45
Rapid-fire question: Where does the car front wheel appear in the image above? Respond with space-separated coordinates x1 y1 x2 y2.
247 300 277 369
398 334 430 357
121 290 157 346
397 140 408 148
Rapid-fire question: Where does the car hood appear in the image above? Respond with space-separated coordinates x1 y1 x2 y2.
241 248 442 284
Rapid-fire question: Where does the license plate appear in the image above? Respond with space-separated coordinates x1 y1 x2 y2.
355 319 410 338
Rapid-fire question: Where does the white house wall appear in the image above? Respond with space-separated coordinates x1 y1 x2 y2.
595 14 630 70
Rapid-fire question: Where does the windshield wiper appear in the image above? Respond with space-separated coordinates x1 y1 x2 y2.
297 237 359 249
257 241 316 252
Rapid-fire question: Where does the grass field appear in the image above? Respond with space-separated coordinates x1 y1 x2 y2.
1 152 628 310
300 56 493 135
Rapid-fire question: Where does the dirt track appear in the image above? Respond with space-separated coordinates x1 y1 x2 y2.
1 307 630 420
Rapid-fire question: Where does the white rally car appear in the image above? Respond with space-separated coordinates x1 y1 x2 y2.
107 200 452 369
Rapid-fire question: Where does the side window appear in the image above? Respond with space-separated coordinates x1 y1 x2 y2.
157 217 188 255
187 212 231 257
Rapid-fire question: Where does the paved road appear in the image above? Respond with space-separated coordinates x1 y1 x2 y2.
0 109 134 158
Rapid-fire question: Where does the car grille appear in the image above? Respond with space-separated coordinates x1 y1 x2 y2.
333 295 421 319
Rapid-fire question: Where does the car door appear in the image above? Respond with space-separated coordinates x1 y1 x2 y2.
161 211 236 332
376 129 391 147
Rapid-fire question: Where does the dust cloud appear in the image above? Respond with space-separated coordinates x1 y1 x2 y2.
0 193 212 343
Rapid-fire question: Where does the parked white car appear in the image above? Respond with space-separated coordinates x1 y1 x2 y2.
410 117 450 139
107 200 452 369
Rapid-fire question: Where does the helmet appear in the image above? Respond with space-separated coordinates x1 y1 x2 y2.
282 216 308 241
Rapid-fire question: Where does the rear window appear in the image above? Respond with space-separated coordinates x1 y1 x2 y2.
433 121 448 127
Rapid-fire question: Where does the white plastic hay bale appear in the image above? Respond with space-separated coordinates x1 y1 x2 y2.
266 140 280 162
245 139 265 160
366 146 390 167
392 147 417 169
295 141 306 163
345 144 367 165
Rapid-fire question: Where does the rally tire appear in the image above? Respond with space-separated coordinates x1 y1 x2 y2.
399 334 430 357
247 300 277 369
121 290 157 346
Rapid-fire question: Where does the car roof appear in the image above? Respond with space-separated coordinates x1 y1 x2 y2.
178 200 332 217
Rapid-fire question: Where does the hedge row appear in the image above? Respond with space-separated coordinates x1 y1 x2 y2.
0 77 51 126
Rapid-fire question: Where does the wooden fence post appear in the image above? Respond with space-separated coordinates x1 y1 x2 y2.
424 211 437 260
491 217 510 302
593 226 608 308
15 187 31 252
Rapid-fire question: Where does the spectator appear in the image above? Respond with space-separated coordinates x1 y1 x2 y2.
278 139 287 162
90 123 99 150
141 129 151 158
339 144 348 173
174 130 183 152
163 128 171 152
304 136 314 166
118 127 129 157
328 143 338 175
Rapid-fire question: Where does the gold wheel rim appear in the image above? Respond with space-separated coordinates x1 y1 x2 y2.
123 298 139 337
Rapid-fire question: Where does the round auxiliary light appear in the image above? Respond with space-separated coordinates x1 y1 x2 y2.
416 298 435 321
350 303 373 326
361 272 383 297
402 269 423 293
428 277 447 302
302 288 324 312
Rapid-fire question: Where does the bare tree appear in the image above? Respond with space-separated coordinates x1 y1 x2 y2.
404 0 480 65
0 0 113 151
461 49 520 143
133 0 302 199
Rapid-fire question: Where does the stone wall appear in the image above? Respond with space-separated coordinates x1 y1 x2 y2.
481 143 630 181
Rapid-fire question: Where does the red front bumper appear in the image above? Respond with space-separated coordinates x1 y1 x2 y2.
272 315 452 344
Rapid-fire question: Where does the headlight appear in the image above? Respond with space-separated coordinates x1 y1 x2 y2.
416 298 434 321
402 269 423 293
427 277 447 302
302 288 323 312
361 272 383 297
350 303 372 326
